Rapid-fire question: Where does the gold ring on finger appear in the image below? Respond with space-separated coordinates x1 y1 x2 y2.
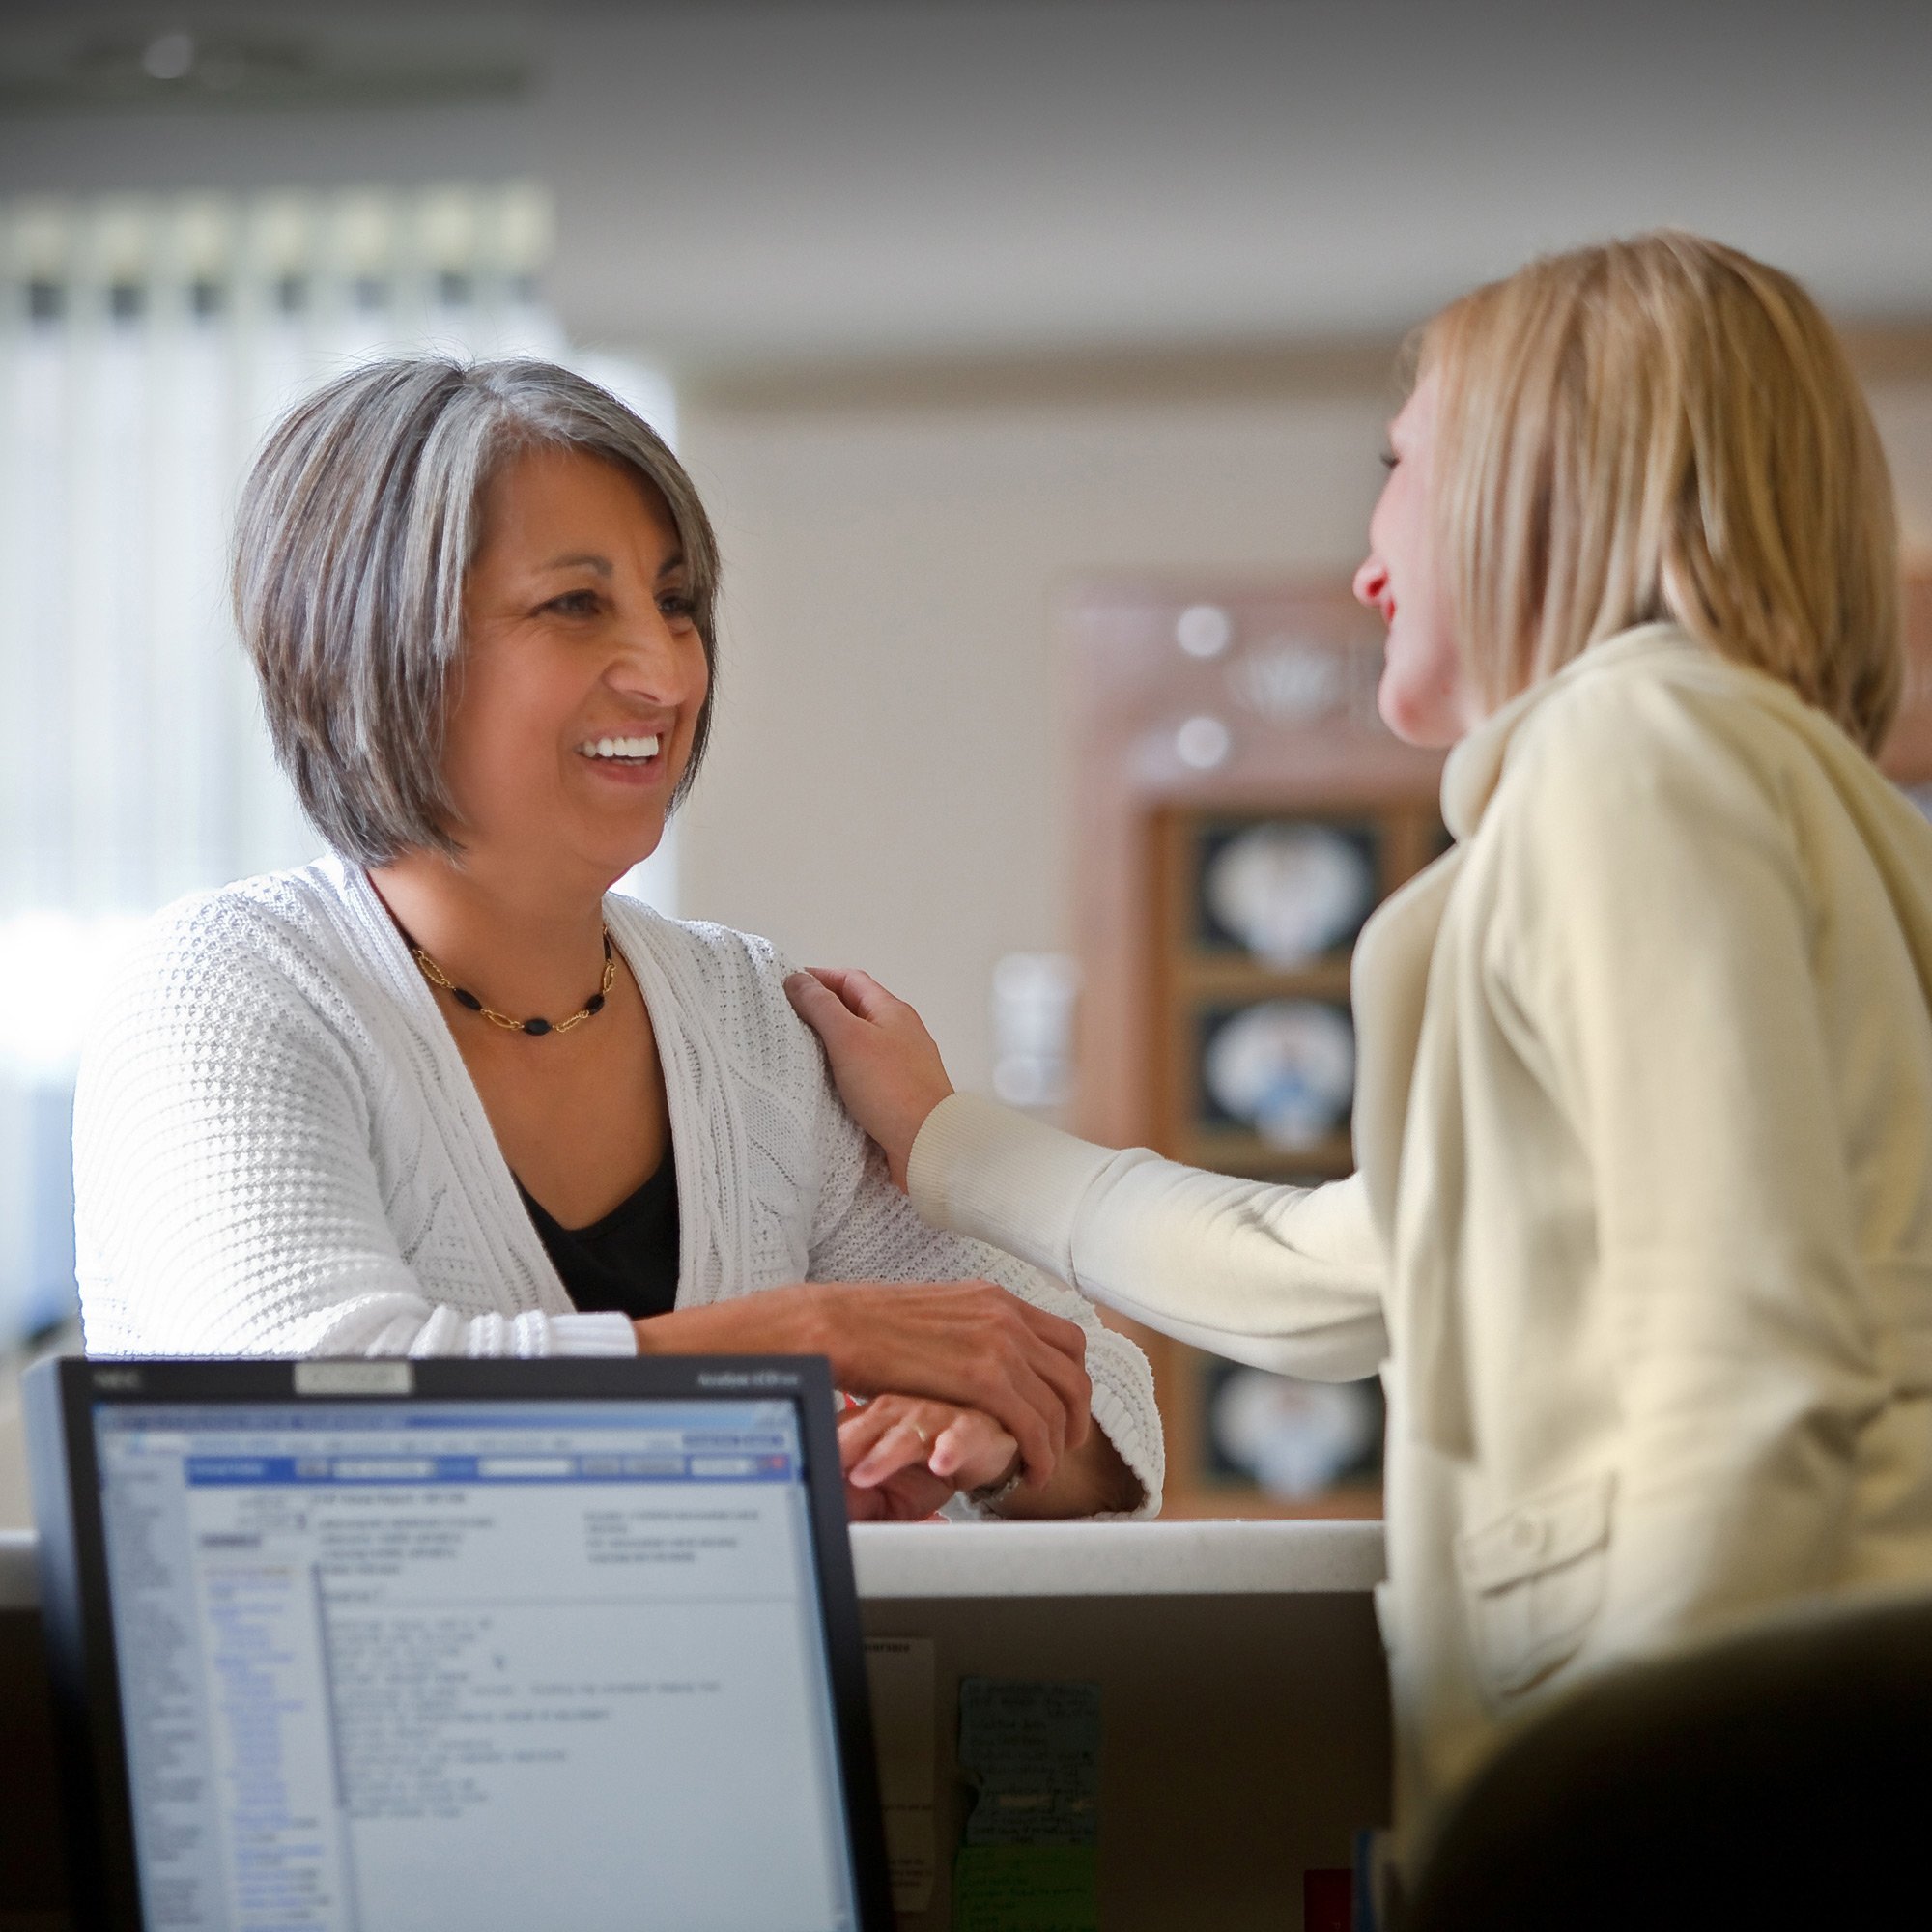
910 1423 930 1448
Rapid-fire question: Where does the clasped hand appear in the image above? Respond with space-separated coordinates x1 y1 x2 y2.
838 1393 1020 1521
793 1276 1091 1489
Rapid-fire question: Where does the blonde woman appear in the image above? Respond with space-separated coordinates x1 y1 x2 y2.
789 233 1932 1840
74 358 1159 1524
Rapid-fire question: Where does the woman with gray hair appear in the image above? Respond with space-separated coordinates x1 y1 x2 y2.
71 357 1159 1522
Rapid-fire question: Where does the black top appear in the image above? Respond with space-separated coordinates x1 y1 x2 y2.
517 1147 680 1322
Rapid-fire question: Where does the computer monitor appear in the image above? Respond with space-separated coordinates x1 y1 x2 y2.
26 1355 894 1932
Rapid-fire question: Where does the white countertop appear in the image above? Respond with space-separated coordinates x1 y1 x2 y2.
0 1518 1385 1611
851 1518 1384 1597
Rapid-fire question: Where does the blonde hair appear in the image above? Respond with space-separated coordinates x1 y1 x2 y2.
1422 232 1901 753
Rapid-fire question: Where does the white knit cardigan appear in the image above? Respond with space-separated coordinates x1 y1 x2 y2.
72 856 1162 1515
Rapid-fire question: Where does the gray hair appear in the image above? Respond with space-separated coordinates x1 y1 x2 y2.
233 356 721 866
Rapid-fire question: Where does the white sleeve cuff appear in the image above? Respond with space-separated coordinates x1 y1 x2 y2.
546 1312 642 1357
1084 1353 1165 1520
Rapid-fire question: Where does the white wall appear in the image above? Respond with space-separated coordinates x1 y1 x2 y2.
673 365 1932 1096
674 374 1390 1092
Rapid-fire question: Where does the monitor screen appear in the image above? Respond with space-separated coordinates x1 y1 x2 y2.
91 1397 862 1932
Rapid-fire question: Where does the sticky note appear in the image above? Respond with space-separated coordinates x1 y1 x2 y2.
1304 1866 1354 1932
953 1846 1098 1932
864 1636 937 1913
958 1678 1101 1848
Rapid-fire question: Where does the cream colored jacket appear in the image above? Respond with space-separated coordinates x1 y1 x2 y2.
908 625 1932 1837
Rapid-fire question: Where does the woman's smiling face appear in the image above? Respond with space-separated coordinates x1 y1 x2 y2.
1353 369 1485 748
442 444 710 888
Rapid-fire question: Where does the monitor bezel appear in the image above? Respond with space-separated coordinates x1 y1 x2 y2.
25 1353 895 1932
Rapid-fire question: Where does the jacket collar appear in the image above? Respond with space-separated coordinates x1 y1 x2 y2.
1439 623 1699 839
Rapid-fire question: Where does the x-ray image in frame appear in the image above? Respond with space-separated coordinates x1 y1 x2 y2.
1193 818 1379 968
1196 998 1356 1151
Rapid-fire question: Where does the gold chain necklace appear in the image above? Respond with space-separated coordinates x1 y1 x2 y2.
407 928 616 1037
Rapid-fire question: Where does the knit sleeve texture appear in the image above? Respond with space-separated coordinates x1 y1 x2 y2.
73 874 633 1361
664 929 1165 1517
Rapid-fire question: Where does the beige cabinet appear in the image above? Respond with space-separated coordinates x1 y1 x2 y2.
1064 579 1440 1520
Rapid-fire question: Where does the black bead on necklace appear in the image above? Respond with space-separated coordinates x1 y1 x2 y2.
407 928 616 1037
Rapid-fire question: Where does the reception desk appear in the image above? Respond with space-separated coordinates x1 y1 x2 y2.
0 1520 1391 1932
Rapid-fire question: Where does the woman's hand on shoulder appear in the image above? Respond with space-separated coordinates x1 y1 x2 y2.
782 967 953 1189
838 1394 1018 1522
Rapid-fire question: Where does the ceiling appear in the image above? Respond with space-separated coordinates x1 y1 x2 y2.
4 0 1931 376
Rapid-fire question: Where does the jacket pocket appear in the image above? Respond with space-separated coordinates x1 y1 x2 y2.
1455 1471 1615 1698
